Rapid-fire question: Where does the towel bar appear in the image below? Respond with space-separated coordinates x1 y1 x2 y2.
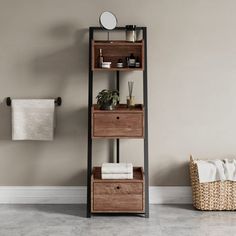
6 97 62 106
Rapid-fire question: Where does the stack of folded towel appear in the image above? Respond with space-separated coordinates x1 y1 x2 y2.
101 163 133 179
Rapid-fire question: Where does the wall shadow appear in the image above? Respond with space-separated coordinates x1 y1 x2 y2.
60 170 87 186
153 158 190 186
0 100 11 140
31 27 89 96
0 24 90 186
56 107 87 139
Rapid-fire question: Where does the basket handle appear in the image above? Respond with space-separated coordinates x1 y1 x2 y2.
190 155 194 162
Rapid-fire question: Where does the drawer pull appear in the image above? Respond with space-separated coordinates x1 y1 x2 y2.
116 116 120 120
116 186 120 190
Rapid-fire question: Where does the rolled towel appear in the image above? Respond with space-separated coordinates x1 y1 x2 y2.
102 163 133 174
102 173 133 179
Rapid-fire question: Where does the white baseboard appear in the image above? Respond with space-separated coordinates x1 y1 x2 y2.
0 187 87 204
0 186 192 204
149 186 192 204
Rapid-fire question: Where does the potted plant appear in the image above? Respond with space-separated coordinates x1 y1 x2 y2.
96 89 119 110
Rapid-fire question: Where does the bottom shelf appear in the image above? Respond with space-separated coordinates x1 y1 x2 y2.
91 167 145 213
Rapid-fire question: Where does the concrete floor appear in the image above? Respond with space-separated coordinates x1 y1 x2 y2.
0 204 235 236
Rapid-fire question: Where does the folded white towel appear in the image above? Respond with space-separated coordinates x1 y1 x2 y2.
102 173 133 179
195 159 236 183
102 163 133 174
12 99 55 141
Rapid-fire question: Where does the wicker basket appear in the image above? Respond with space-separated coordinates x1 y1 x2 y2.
189 155 236 210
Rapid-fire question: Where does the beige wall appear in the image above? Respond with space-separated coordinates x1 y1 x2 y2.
0 0 236 186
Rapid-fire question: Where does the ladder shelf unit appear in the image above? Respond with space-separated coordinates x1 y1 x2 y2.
87 26 149 218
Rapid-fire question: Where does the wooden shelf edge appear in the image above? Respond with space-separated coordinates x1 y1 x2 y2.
92 136 144 139
93 40 144 46
92 104 144 112
92 68 144 71
91 210 145 213
92 166 144 182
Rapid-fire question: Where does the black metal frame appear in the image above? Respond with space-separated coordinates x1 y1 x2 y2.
116 71 120 164
87 27 149 218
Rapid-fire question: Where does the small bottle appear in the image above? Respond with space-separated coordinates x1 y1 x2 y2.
117 59 123 68
98 48 103 68
129 53 136 68
135 56 140 68
126 56 130 67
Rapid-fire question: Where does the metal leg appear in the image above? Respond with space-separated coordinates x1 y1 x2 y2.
87 129 92 218
87 27 94 218
116 139 120 163
143 27 149 218
116 71 120 91
116 71 120 163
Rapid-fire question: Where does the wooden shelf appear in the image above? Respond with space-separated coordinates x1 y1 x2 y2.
91 167 145 213
92 104 144 112
92 167 144 182
93 40 144 46
92 104 144 139
92 40 144 71
93 68 143 72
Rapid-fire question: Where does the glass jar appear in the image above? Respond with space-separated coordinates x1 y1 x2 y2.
126 25 136 42
127 96 135 108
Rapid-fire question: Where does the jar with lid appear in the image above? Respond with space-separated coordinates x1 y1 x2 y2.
126 25 136 42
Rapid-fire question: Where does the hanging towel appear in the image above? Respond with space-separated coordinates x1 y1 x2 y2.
101 163 133 174
195 159 236 183
224 159 236 181
102 173 133 179
12 99 55 141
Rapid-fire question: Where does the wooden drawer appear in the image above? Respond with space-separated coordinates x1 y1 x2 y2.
91 167 145 213
92 105 144 138
94 182 143 195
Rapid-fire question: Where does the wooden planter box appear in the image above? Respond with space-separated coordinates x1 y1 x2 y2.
92 104 144 138
91 167 145 213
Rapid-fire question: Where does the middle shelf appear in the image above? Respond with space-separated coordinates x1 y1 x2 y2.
92 104 144 139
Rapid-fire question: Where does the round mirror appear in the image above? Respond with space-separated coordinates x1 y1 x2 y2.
99 11 117 30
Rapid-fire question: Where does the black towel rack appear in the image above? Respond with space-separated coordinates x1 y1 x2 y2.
6 97 62 106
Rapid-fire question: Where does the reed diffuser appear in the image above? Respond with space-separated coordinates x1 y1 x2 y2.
127 81 135 107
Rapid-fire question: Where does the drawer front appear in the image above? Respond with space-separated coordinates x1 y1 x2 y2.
94 182 143 195
93 195 143 212
93 113 143 138
92 182 144 212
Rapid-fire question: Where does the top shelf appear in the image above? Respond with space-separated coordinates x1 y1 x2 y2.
90 26 146 31
92 40 144 71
